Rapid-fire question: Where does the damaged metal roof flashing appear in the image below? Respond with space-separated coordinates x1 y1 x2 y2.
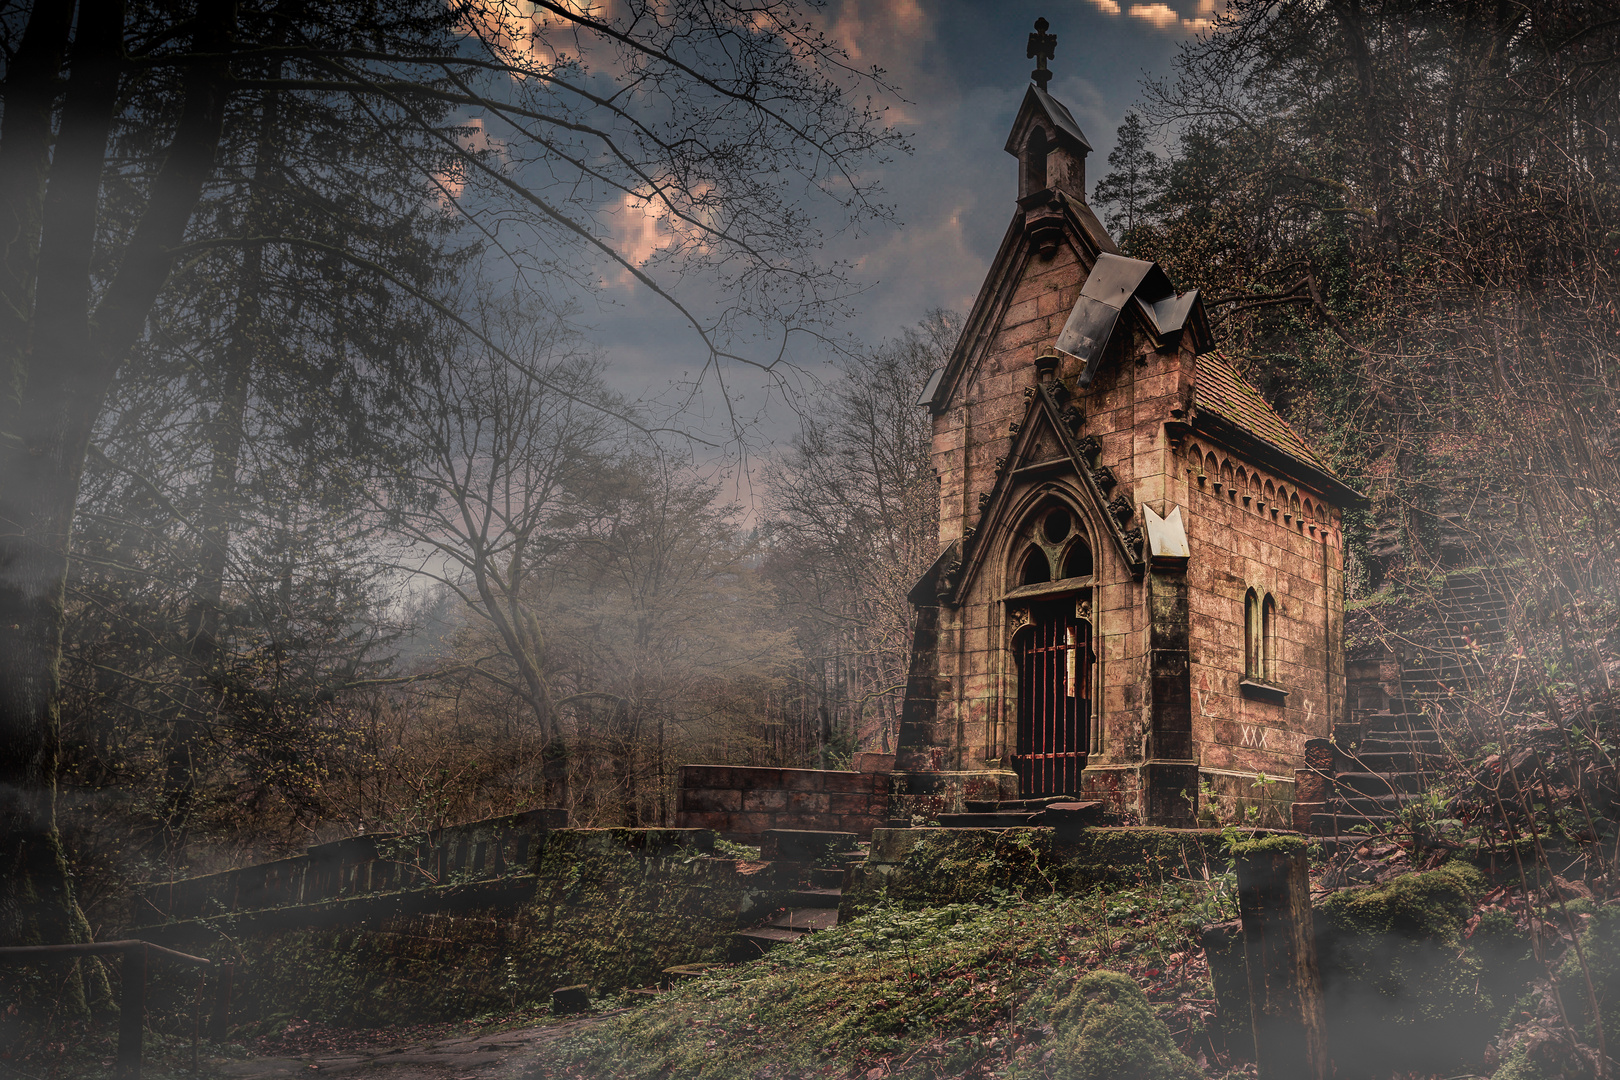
1054 252 1211 386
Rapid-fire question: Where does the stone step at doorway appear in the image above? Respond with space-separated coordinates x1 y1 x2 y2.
933 799 1104 830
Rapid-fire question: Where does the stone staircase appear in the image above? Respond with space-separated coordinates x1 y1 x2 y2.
1308 710 1445 838
730 831 862 958
1308 570 1513 840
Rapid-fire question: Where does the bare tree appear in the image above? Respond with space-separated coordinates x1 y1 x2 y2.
549 456 794 825
381 295 624 803
763 310 958 757
0 0 902 947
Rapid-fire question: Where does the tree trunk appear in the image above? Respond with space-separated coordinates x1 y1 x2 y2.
0 0 236 948
0 1 77 396
165 68 287 861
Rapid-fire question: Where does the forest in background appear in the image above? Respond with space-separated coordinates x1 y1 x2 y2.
58 298 951 932
2 0 1619 987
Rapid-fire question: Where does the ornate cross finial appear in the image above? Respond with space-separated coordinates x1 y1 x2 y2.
1027 17 1056 89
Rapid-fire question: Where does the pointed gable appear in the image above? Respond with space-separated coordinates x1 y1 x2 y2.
943 381 1145 604
1003 85 1093 158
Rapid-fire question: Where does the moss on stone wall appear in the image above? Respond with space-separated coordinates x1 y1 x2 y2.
1317 861 1529 1078
841 827 1229 916
842 829 1057 915
1059 828 1228 889
214 829 792 1029
1229 834 1307 859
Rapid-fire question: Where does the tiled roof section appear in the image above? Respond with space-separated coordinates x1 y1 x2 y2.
1195 351 1337 477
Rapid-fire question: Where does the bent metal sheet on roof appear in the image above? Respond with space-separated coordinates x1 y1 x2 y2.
1054 253 1206 386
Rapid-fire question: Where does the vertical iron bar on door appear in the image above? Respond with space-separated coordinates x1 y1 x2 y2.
1014 602 1090 797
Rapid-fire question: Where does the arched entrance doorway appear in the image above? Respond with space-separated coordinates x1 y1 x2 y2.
1013 599 1091 795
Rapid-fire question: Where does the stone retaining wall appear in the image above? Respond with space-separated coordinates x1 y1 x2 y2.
135 808 566 924
675 765 889 837
140 828 796 1028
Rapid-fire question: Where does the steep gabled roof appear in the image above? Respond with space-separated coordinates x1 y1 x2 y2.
1190 351 1366 507
923 195 1117 414
1003 84 1093 156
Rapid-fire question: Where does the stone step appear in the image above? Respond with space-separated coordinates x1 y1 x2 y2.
1358 711 1430 728
765 907 839 932
1040 800 1106 827
1333 771 1429 796
730 901 841 959
732 926 808 956
1403 667 1479 683
1325 793 1413 816
761 829 859 862
965 795 1075 813
662 963 725 985
1335 752 1436 778
1361 728 1443 748
1310 811 1399 834
809 866 845 889
788 887 842 908
935 811 1042 827
1403 660 1476 677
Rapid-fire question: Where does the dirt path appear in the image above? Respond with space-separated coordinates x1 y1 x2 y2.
214 1014 619 1080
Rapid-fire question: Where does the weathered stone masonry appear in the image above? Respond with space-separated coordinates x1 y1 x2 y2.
895 76 1363 826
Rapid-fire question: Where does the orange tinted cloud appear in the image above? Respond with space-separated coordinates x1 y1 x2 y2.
1087 0 1224 32
1127 3 1181 28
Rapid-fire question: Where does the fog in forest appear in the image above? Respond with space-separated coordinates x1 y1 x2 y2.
4 3 1620 1079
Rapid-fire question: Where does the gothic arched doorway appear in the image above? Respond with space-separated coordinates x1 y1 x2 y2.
1013 599 1091 795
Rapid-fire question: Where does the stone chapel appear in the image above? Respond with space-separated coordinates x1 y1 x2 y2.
893 25 1364 828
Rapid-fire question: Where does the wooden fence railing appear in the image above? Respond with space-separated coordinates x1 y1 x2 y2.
0 940 230 1080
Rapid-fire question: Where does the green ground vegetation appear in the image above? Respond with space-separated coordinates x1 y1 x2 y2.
527 877 1232 1080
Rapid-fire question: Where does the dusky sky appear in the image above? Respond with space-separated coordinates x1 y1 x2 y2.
533 1 1216 464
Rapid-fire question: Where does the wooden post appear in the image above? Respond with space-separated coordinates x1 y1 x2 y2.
191 970 205 1073
115 944 147 1080
209 962 234 1042
1233 837 1328 1080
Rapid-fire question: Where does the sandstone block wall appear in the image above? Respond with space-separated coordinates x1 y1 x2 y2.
675 765 890 837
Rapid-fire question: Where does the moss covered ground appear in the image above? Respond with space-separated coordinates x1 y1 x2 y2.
525 878 1233 1080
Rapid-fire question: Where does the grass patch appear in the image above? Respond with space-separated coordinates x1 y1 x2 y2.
527 878 1233 1080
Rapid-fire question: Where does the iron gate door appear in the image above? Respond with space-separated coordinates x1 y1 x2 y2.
1014 601 1090 796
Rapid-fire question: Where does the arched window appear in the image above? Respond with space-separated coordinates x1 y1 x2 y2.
1024 127 1048 192
1061 538 1093 578
1244 589 1262 678
1245 589 1278 683
1020 544 1052 585
1262 594 1277 680
1008 501 1093 590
